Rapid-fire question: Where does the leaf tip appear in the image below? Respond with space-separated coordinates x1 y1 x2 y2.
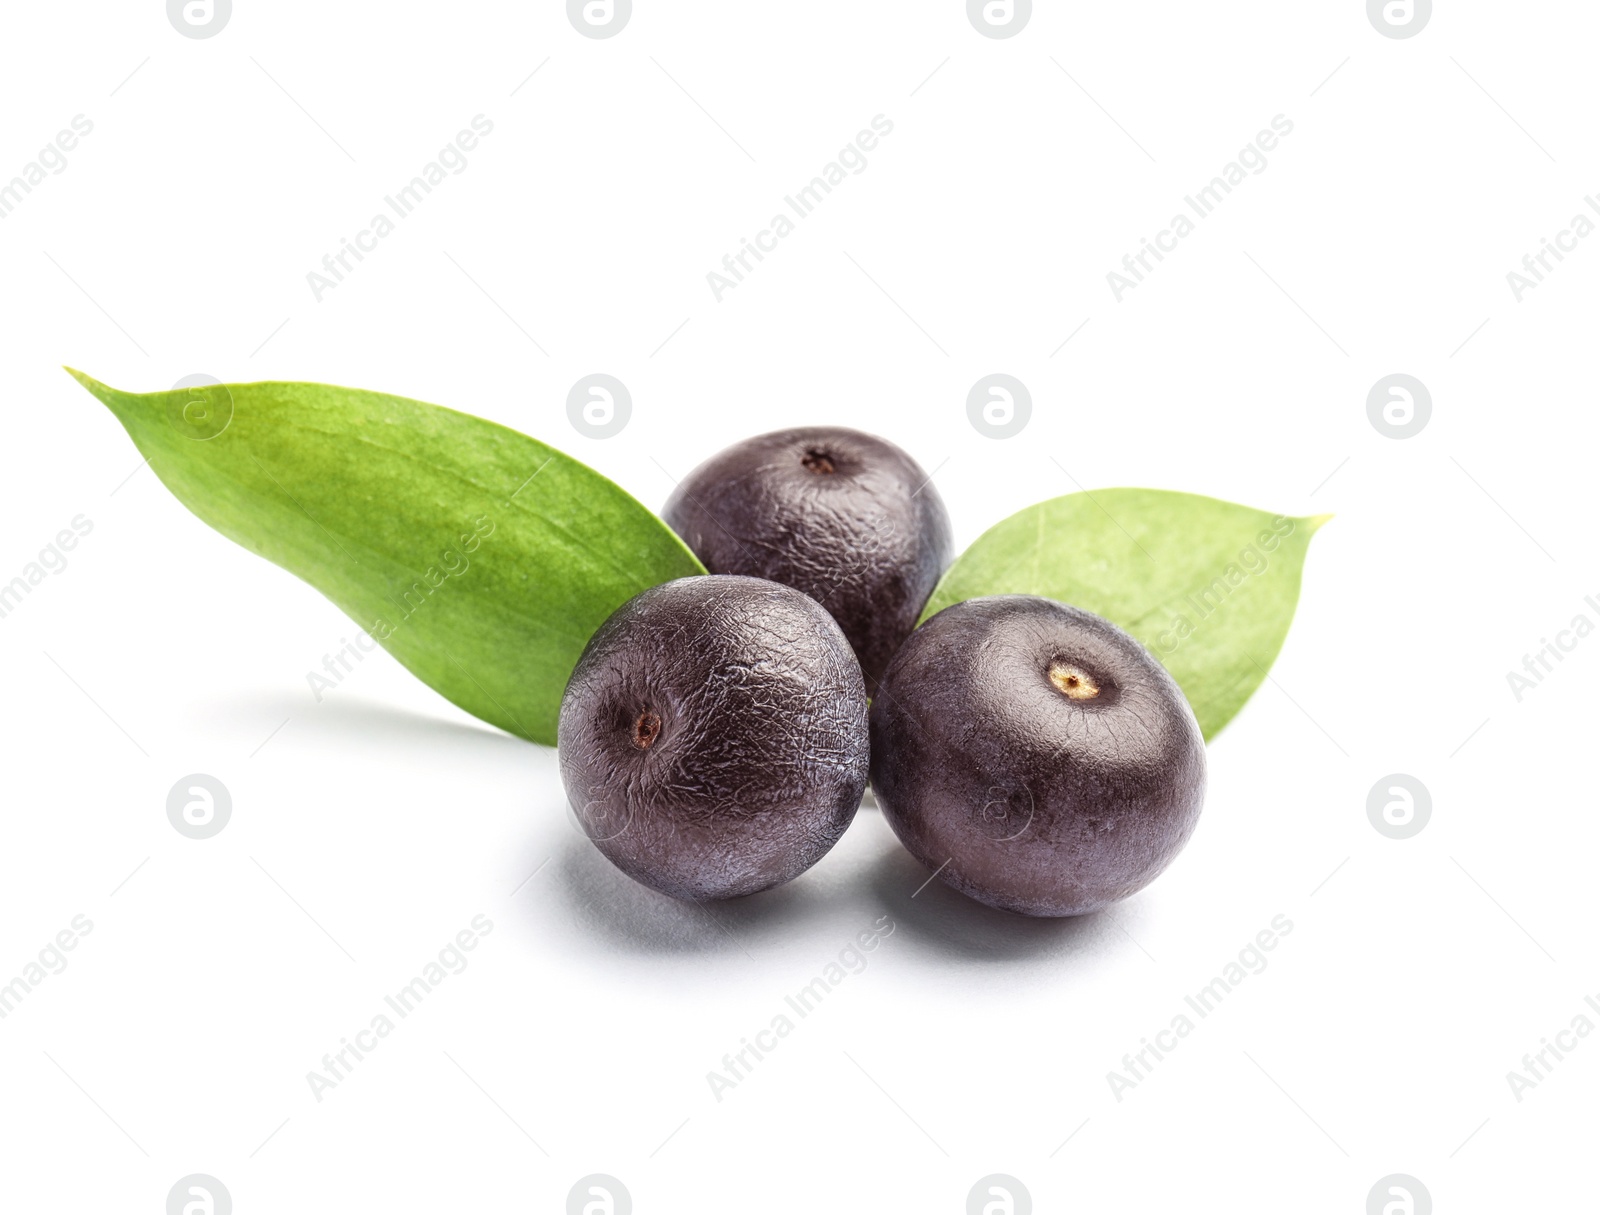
64 366 116 402
1305 513 1335 534
64 368 148 429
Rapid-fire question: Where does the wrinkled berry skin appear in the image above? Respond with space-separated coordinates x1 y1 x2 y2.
559 575 869 901
870 596 1206 917
662 428 953 695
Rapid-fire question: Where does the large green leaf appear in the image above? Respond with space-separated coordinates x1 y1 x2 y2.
69 370 703 744
922 490 1327 740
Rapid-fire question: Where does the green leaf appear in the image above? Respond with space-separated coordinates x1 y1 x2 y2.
69 369 703 745
921 489 1327 741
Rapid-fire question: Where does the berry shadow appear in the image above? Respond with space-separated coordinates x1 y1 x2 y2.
865 846 1114 963
543 831 880 958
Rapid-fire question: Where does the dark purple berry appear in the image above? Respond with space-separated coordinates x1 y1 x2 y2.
661 428 953 695
870 595 1206 917
559 575 869 901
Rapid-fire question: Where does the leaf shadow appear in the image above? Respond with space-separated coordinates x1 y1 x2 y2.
204 690 531 759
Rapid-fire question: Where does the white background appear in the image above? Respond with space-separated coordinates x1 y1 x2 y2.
1 2 1595 1211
